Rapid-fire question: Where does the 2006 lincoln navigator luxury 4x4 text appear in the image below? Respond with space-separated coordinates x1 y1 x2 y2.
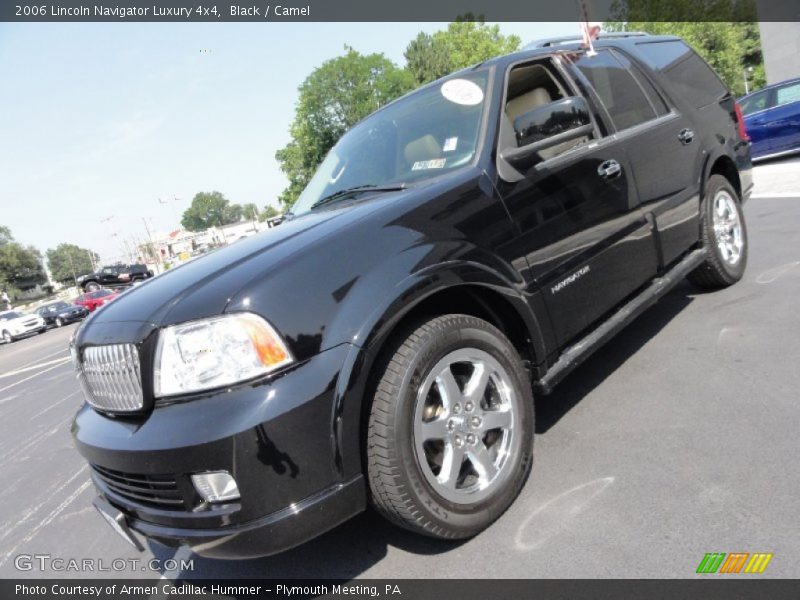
71 33 752 557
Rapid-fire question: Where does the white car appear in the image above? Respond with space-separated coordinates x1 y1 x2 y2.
0 310 47 344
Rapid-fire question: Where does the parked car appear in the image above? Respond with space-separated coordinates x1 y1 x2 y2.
35 301 89 328
74 289 119 312
71 33 751 558
77 264 154 292
0 310 46 344
739 76 800 161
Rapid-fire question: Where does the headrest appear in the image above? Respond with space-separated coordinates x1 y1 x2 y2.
404 134 441 165
506 87 553 121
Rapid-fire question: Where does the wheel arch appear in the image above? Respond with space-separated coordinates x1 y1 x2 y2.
703 153 742 203
330 264 547 482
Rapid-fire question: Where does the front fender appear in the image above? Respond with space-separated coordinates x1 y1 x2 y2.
327 257 546 480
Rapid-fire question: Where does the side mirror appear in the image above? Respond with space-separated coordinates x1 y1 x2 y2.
500 96 594 171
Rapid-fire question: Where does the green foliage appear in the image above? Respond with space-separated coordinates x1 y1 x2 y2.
607 0 764 95
405 19 522 85
0 226 12 246
181 191 243 231
0 227 46 291
242 203 260 221
46 244 98 283
275 47 415 208
259 205 280 221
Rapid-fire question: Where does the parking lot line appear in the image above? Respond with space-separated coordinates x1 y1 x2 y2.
0 359 71 399
0 356 72 381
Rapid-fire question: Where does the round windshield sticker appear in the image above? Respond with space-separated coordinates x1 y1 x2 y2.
441 79 484 106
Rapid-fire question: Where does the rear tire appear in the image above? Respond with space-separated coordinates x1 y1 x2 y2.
688 174 748 289
366 314 534 539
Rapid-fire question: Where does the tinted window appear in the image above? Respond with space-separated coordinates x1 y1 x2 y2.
615 51 669 116
635 40 727 108
739 90 771 115
776 81 800 107
574 50 658 131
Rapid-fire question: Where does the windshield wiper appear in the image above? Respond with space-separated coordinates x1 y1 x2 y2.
310 183 406 210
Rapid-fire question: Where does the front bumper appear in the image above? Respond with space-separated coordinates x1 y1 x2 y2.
72 343 367 559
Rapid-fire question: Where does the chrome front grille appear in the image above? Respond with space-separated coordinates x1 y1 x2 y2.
79 344 144 412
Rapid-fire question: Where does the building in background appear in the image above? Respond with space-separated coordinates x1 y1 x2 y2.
758 22 800 85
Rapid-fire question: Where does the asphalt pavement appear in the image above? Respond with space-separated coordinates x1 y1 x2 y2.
1 156 799 579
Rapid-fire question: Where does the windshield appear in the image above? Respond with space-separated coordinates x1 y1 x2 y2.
48 302 70 310
1 311 23 320
290 71 489 216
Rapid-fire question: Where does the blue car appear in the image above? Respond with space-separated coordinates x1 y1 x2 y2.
739 77 800 161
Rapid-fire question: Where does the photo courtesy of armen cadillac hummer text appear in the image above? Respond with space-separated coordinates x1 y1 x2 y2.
71 33 752 558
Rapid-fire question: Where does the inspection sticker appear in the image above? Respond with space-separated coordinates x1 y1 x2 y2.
412 158 446 170
443 137 458 152
441 79 483 106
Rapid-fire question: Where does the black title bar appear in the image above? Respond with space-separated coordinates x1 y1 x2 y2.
1 0 799 22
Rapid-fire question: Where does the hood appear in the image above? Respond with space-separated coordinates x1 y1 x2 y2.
89 196 406 328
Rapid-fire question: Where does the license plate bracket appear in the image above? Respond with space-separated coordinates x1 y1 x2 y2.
93 496 144 551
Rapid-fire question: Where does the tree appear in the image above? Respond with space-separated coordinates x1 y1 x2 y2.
223 203 244 224
46 244 98 284
181 191 243 231
0 226 12 246
259 205 280 221
242 203 260 221
404 19 522 85
275 47 415 208
607 0 765 95
0 227 46 292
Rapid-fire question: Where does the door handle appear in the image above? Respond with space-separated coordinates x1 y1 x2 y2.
678 128 695 144
597 159 622 180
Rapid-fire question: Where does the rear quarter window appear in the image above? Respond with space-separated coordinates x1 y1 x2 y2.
635 40 728 109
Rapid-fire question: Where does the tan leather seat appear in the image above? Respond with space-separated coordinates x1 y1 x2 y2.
506 87 553 122
404 134 441 166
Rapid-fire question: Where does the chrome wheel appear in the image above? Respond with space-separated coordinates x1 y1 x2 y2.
712 191 743 266
413 348 520 504
55 317 63 327
2 331 11 344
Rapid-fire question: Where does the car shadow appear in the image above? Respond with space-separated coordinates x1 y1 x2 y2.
151 282 698 579
150 507 463 579
535 281 695 433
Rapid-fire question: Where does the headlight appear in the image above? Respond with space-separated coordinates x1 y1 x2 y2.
153 313 292 397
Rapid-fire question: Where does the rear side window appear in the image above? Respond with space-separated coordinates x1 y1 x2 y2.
573 50 658 131
776 81 800 107
739 90 772 115
635 40 727 108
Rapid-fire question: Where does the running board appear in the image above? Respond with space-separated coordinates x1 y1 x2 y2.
534 248 707 395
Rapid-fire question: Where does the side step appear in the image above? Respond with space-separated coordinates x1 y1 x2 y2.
534 248 707 395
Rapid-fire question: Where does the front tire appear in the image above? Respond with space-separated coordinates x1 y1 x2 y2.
55 317 63 327
2 330 12 344
366 314 534 539
688 174 748 289
84 281 100 292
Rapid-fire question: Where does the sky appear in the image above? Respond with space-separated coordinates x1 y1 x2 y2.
0 21 577 263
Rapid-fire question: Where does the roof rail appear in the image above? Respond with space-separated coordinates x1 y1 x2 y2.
525 31 650 49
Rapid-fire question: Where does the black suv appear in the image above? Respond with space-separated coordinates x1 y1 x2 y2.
71 34 751 558
77 263 154 291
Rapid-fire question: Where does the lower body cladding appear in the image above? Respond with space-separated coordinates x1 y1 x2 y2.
72 343 367 559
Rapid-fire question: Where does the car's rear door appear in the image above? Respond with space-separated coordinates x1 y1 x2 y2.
767 80 800 154
495 55 659 349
